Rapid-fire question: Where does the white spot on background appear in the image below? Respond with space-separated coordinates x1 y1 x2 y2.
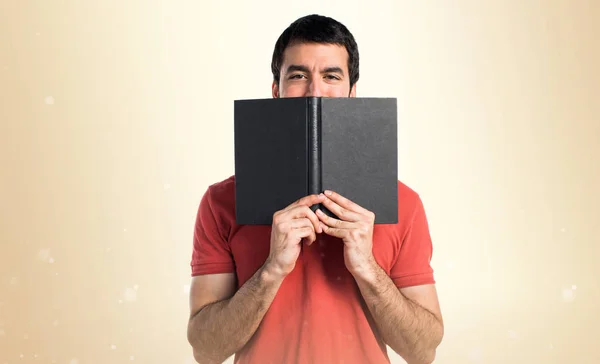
106 247 112 252
36 32 40 36
37 249 55 263
133 284 139 291
45 96 55 105
445 260 455 270
183 284 190 295
52 320 59 326
562 287 575 302
9 277 18 286
69 359 79 364
124 287 137 302
130 355 135 360
110 344 117 350
37 249 51 261
507 329 519 340
164 183 171 190
572 285 577 290
467 347 484 362
0 329 5 337
560 227 566 233
124 228 128 233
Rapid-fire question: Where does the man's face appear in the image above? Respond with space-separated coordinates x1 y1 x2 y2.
272 42 356 98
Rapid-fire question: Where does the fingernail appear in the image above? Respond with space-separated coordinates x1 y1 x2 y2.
324 190 332 196
316 209 323 215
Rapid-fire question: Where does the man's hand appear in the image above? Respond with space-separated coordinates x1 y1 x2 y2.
315 190 377 278
264 193 326 278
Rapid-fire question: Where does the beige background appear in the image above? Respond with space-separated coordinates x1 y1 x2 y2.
1 1 598 363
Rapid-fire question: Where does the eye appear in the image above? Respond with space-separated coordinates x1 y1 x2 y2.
289 74 306 80
325 74 341 80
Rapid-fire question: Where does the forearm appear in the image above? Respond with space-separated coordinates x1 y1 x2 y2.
188 264 284 364
353 260 443 364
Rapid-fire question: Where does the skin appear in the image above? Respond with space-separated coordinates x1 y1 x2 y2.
271 42 357 98
187 41 444 364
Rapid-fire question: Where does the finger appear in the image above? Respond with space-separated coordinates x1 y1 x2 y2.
293 226 317 243
315 208 352 229
286 193 326 211
321 196 361 222
276 217 314 233
319 222 348 240
324 190 371 215
282 205 322 233
302 230 318 246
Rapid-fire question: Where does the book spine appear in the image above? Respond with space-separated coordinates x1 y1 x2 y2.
307 97 322 204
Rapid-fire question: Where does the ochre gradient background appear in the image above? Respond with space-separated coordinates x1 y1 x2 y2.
1 1 598 363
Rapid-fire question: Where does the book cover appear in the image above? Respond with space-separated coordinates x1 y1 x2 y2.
234 97 398 225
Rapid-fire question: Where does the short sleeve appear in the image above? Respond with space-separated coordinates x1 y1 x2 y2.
390 194 435 288
190 186 236 276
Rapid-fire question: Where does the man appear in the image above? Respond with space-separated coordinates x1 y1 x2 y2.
187 14 443 364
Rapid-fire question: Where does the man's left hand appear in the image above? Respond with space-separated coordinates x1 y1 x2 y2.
315 190 377 279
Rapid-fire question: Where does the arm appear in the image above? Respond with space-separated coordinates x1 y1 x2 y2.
316 190 443 364
353 263 443 363
187 266 285 364
187 192 326 364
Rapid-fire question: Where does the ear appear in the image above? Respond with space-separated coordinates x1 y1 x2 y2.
272 80 279 98
349 82 357 97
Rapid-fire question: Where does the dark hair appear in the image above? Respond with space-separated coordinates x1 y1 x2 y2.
271 14 360 89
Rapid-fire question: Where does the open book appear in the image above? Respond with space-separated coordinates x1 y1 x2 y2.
234 97 398 225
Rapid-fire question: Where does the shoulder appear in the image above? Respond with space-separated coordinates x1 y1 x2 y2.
200 174 237 224
396 179 425 221
205 174 236 201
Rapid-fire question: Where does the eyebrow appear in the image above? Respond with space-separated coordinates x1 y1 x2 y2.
285 64 345 75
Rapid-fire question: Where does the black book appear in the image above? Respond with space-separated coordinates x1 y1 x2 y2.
234 97 398 225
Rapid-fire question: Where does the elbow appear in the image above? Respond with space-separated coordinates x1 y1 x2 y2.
189 343 223 364
187 319 213 364
395 331 444 364
397 349 436 364
192 350 220 364
418 349 438 364
187 321 230 364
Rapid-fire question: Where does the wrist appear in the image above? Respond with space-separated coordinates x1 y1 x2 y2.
350 256 380 285
261 260 287 284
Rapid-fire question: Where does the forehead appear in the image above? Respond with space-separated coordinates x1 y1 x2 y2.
281 42 349 71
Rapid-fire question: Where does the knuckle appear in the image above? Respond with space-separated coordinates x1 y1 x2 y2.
339 208 348 219
278 221 290 233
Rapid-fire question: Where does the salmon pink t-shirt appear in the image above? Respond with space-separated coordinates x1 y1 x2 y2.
191 175 435 364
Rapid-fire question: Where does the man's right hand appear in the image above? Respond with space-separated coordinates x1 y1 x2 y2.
264 193 326 278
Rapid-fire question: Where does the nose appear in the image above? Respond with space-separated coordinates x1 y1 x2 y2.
306 79 324 97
